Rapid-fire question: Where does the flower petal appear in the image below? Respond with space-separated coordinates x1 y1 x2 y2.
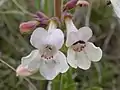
55 51 69 73
67 48 77 68
21 50 41 71
39 51 68 80
84 42 102 62
66 27 92 47
46 29 64 49
30 27 48 48
39 59 60 80
76 51 91 70
78 26 93 42
66 31 79 47
110 0 120 18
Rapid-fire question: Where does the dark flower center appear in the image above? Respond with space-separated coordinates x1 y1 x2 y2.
72 40 86 52
40 45 57 60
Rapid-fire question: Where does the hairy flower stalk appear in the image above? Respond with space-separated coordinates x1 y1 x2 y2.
16 19 69 80
65 16 102 70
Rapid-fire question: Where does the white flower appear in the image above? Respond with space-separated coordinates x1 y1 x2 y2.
110 0 120 18
65 17 102 70
16 20 69 80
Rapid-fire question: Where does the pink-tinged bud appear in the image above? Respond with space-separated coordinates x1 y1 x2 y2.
16 65 33 76
63 0 78 11
36 12 49 19
33 12 49 20
76 0 89 7
35 18 49 28
32 12 49 28
19 21 39 33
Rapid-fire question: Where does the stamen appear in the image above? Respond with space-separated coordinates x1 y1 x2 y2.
41 54 44 58
51 56 53 58
40 45 56 60
48 47 52 50
45 46 49 48
72 40 86 52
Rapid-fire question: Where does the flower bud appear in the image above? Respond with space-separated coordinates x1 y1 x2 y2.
35 18 49 28
32 12 49 28
36 12 49 19
33 12 49 21
16 65 34 76
19 21 39 33
63 0 78 11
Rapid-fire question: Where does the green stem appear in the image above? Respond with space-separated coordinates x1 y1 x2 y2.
59 74 63 90
0 10 24 15
0 59 16 71
44 0 49 15
35 0 40 10
11 0 33 16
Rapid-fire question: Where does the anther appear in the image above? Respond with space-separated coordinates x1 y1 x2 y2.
51 56 53 58
41 55 44 57
48 47 52 50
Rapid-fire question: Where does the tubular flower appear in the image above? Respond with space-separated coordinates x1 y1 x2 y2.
16 20 69 80
110 0 120 18
65 17 102 70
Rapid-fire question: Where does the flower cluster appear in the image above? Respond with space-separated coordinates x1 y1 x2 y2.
16 0 102 80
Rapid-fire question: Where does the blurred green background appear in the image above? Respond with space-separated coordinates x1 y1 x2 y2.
0 0 120 90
